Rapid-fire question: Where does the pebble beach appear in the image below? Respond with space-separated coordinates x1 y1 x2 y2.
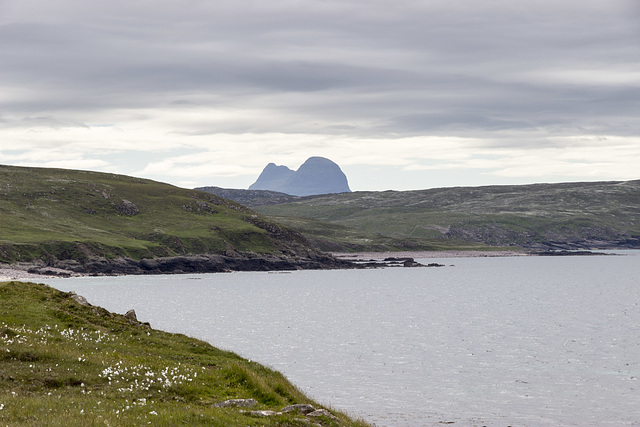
0 267 55 282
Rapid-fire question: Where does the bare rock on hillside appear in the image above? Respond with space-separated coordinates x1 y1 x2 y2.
281 404 316 414
69 291 90 306
116 199 139 216
307 409 339 420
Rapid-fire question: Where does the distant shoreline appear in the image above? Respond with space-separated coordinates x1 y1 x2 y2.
0 252 517 280
332 250 529 260
3 249 617 281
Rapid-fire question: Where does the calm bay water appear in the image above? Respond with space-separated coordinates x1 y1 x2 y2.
42 252 640 426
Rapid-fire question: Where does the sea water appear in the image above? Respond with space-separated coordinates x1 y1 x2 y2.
41 252 640 426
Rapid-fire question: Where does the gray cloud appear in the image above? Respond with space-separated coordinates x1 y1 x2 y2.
1 0 639 188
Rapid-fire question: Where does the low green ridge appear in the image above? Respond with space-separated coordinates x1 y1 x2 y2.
0 165 315 265
250 180 640 251
0 280 368 426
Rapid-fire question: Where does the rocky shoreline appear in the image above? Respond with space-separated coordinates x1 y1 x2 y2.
1 250 447 279
2 249 617 281
1 252 357 278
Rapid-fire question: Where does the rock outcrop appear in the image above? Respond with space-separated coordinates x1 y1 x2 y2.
115 199 139 216
226 402 340 422
249 157 351 196
19 252 429 277
24 252 356 276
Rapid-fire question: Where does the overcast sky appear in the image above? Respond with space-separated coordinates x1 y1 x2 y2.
1 0 639 191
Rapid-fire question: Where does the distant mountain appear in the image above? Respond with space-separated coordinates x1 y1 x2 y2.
249 157 351 196
248 163 294 192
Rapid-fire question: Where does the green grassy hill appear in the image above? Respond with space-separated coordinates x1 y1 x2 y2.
0 165 336 272
237 180 640 251
0 280 367 426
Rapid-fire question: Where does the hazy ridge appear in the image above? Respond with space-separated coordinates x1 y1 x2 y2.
203 180 640 252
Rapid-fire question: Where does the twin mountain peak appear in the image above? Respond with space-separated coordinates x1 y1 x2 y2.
249 157 351 197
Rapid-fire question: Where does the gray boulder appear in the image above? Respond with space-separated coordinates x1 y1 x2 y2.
69 292 90 306
281 404 316 414
307 409 339 420
116 199 139 216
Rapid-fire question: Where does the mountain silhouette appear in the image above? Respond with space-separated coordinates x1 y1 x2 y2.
249 157 351 196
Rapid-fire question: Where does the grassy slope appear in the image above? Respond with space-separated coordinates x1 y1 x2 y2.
0 165 312 264
263 214 492 252
0 280 367 426
254 180 640 251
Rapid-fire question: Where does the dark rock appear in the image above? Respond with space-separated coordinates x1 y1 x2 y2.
381 257 427 267
115 199 139 216
19 251 362 277
384 257 411 262
27 266 73 277
124 309 137 321
54 260 83 272
403 259 423 267
249 157 351 196
140 258 159 270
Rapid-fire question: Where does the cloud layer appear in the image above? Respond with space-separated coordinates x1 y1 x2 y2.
1 0 639 189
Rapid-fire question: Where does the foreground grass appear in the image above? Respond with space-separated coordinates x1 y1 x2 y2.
0 281 369 426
